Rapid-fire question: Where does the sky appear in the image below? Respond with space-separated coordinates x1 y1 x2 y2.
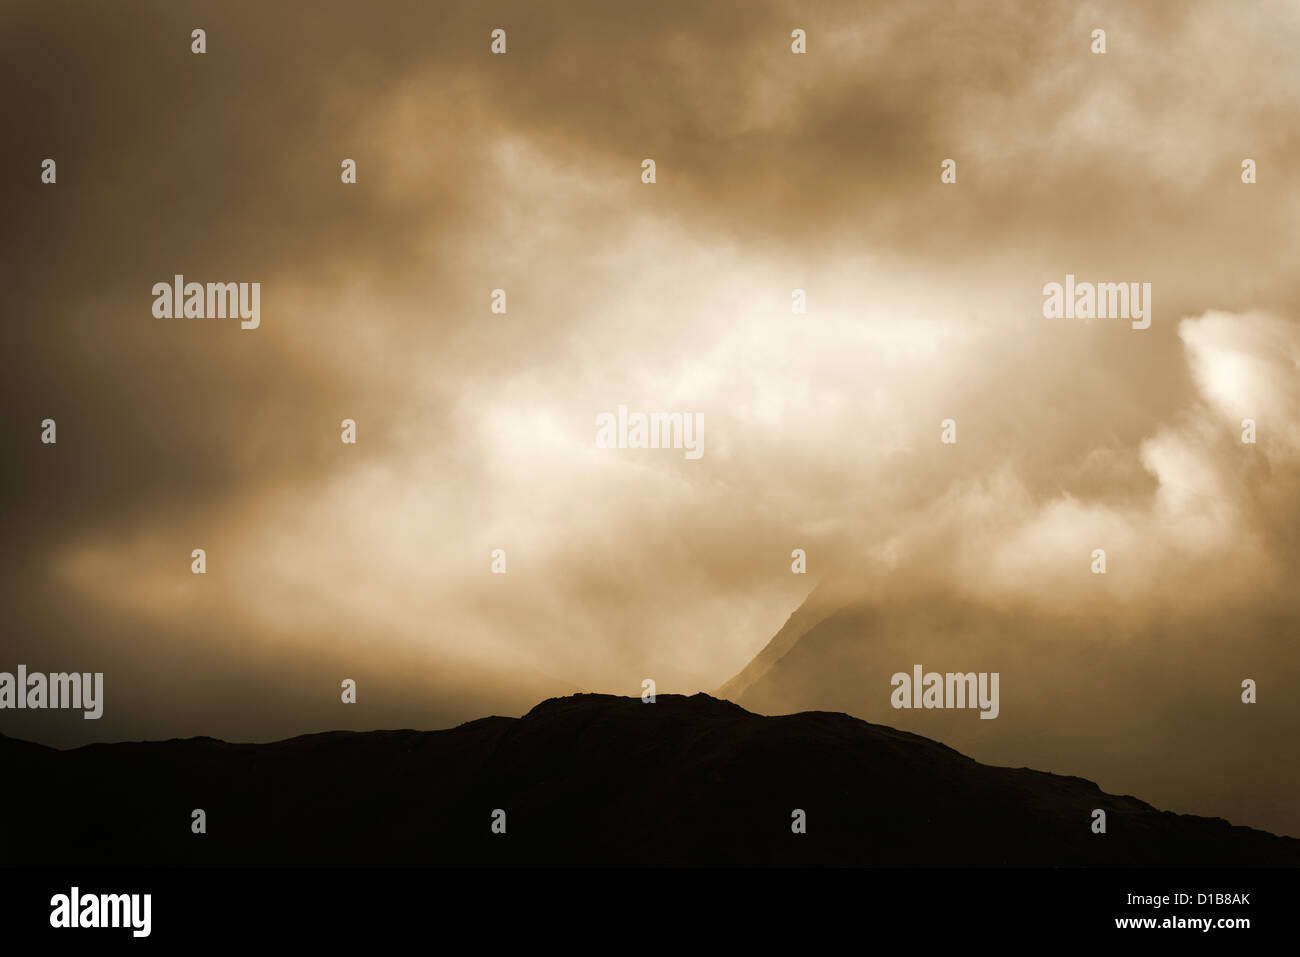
2 0 1299 756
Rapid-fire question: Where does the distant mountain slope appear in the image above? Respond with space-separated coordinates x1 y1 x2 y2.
720 589 1300 840
2 693 1295 866
716 580 847 701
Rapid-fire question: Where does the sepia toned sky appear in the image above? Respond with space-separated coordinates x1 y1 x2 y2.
3 0 1299 761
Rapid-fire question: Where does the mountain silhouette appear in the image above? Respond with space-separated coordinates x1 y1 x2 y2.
2 692 1295 867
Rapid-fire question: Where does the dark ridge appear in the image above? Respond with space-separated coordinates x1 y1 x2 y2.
1 693 1295 867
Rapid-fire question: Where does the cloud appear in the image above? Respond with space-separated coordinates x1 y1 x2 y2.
865 311 1300 613
2 0 1298 748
